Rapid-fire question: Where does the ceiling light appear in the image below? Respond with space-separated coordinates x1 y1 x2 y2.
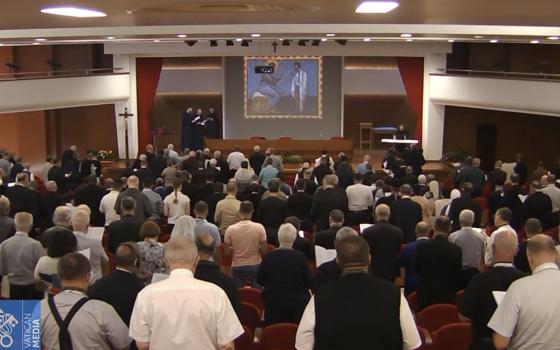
236 38 243 42
126 10 133 14
547 36 559 40
326 34 336 37
32 42 40 45
400 33 412 38
490 39 498 43
530 40 540 44
278 38 284 41
106 36 115 40
448 39 455 43
321 38 328 42
355 1 399 13
251 33 261 38
177 34 187 38
153 39 160 43
406 39 413 42
34 38 47 42
474 35 484 39
41 7 107 18
363 37 371 42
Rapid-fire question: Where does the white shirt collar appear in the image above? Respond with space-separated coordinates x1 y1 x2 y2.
116 267 134 274
15 231 28 236
74 231 87 236
493 263 515 268
417 237 429 241
533 263 559 274
170 268 194 279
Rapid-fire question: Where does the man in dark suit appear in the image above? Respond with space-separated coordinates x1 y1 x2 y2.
89 242 144 325
47 158 66 194
523 181 553 230
399 166 418 186
400 221 430 295
114 175 153 221
150 150 167 178
487 160 507 191
257 179 287 245
74 175 106 227
249 145 266 176
414 216 462 311
362 204 403 282
314 209 344 250
4 173 38 218
205 182 226 225
448 182 482 232
460 230 526 350
456 157 486 197
194 233 241 316
61 145 76 168
503 174 525 230
514 153 528 185
389 184 422 243
514 218 541 273
310 175 348 232
404 144 426 176
40 181 65 230
107 197 144 254
486 181 506 226
287 180 313 231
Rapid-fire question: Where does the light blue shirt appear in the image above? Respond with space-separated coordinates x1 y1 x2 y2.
194 218 221 247
356 162 371 175
259 165 279 188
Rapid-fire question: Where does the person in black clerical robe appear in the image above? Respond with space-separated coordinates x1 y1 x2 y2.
192 108 205 151
181 107 194 151
203 107 218 139
394 124 410 153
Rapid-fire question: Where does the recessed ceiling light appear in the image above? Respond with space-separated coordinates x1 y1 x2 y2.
448 39 455 43
32 42 40 45
41 7 107 18
321 38 328 42
177 34 187 38
235 38 243 42
106 36 115 40
490 39 498 43
363 37 371 42
126 10 133 14
400 33 412 38
34 38 47 42
251 33 261 38
547 36 559 40
278 38 284 41
530 40 539 44
0 44 4 46
153 39 160 43
474 35 484 39
406 39 413 42
326 34 336 37
355 1 399 13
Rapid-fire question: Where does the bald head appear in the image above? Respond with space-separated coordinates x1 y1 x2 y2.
375 204 391 222
53 206 72 227
164 237 199 271
71 210 90 232
323 174 338 187
127 176 140 189
335 227 358 248
491 230 518 265
115 243 139 270
46 181 58 192
527 234 558 272
400 184 413 197
524 218 542 239
415 221 430 238
0 196 10 217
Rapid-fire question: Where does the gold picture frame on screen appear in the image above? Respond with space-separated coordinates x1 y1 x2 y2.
244 56 322 119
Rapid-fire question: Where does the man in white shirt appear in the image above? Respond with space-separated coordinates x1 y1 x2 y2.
296 235 421 350
72 210 109 281
488 234 560 350
484 207 515 266
130 237 243 350
99 179 122 226
346 172 374 225
540 174 560 212
166 144 179 162
226 146 245 171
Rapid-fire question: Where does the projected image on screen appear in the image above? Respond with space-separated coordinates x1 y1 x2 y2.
244 56 322 119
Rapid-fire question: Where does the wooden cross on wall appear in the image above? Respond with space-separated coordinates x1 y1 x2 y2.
119 107 133 167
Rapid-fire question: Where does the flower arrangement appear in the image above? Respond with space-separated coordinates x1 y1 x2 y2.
98 150 115 161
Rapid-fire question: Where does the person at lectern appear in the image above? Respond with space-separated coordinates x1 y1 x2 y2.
394 124 410 153
192 108 205 151
291 62 308 114
181 107 194 151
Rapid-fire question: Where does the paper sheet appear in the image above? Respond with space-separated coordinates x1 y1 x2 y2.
315 246 337 267
151 273 170 284
298 230 305 238
492 291 506 305
360 224 373 233
88 227 105 241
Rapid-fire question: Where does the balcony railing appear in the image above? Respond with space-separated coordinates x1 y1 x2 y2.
433 68 560 82
0 67 125 81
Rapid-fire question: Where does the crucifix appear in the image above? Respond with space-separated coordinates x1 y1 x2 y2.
119 107 133 167
272 41 278 53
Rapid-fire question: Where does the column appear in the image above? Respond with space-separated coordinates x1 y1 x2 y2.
422 53 447 161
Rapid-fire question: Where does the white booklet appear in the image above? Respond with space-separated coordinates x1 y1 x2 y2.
492 291 506 305
360 224 373 233
315 246 337 267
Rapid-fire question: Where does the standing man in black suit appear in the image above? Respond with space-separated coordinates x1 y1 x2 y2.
249 146 266 176
362 204 403 282
74 175 106 227
61 145 77 168
456 157 486 197
487 160 507 192
107 197 145 253
523 181 553 229
414 216 462 311
514 153 528 185
314 209 344 250
389 184 422 243
448 182 482 232
181 107 194 151
503 174 525 230
90 242 144 325
310 175 348 232
287 179 313 231
5 173 38 218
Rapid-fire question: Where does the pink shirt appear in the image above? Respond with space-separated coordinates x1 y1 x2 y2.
224 220 267 267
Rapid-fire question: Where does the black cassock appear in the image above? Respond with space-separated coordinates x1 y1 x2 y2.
191 113 205 151
181 110 194 150
202 116 217 139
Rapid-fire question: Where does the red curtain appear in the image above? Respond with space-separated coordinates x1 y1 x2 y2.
396 57 424 144
136 57 163 151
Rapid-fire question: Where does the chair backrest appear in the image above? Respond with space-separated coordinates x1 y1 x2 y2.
406 291 417 314
238 287 264 313
431 323 471 350
261 323 299 350
416 304 460 333
235 325 254 350
416 326 427 350
159 234 171 243
239 303 261 335
219 243 233 268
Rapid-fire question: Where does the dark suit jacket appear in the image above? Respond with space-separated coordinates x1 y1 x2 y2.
314 225 342 250
5 185 38 218
448 195 482 232
150 156 167 178
287 191 313 221
48 165 66 193
249 152 266 175
89 269 144 325
523 192 553 228
40 192 65 228
195 260 241 316
389 198 422 243
414 236 462 311
310 187 348 231
504 185 524 230
75 184 106 227
362 221 403 281
457 166 486 196
114 188 153 221
107 215 144 253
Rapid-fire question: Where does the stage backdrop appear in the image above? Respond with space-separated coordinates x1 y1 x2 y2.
225 56 341 139
245 56 322 119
